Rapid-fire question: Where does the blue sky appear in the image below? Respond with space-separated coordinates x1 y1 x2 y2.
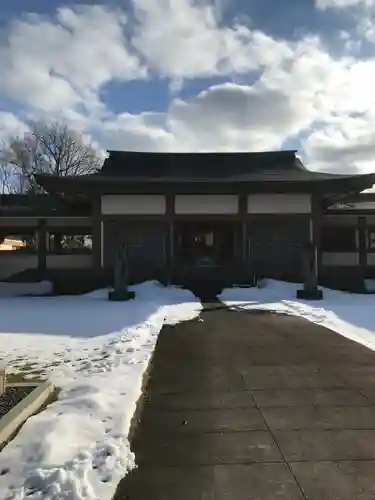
1 0 375 173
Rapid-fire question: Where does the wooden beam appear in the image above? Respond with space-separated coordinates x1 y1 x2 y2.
92 196 102 270
165 195 175 284
37 219 47 272
311 194 321 283
358 216 367 277
239 195 249 276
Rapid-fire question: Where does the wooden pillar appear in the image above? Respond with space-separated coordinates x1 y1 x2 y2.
37 219 47 273
239 194 250 282
297 194 323 300
358 216 367 279
311 194 323 285
92 195 102 270
165 194 175 284
0 363 5 396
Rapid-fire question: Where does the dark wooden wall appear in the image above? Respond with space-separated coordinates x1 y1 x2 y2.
103 216 311 285
248 217 310 282
103 220 169 282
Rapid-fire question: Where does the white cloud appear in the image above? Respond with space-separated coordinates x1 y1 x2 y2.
261 37 375 119
316 0 374 9
2 0 375 175
96 31 375 173
168 83 300 151
0 5 146 112
98 81 316 153
131 0 292 84
303 112 375 172
99 112 175 152
357 16 375 41
0 112 28 142
326 0 375 45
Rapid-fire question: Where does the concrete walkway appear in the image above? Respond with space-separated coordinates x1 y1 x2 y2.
114 304 375 500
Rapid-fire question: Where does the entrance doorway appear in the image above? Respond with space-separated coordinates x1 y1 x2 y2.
174 221 235 269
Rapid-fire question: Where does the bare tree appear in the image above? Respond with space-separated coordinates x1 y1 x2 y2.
0 120 103 194
0 120 104 249
0 161 13 194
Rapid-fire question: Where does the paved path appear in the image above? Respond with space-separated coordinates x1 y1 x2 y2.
114 304 375 500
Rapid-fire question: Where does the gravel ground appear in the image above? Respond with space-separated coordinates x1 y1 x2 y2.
0 387 36 419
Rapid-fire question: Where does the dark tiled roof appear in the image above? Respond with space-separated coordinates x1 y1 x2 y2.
327 191 375 212
33 171 375 196
86 171 372 183
100 150 305 178
31 150 375 195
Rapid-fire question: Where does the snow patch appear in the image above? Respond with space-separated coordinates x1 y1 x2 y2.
219 279 375 351
0 281 201 500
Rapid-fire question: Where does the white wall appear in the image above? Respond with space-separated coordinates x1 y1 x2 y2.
46 254 92 269
0 254 37 280
101 194 313 215
101 195 166 215
175 195 238 214
321 252 359 266
247 194 311 214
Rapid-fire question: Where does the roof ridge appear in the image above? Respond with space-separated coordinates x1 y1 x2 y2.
108 149 297 157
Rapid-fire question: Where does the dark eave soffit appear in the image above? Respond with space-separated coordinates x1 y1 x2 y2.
34 172 375 196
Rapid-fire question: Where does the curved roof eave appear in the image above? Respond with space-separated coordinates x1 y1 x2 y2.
33 172 375 196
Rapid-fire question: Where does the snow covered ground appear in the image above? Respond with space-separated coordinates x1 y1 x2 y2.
2 277 375 499
220 279 375 352
0 281 201 500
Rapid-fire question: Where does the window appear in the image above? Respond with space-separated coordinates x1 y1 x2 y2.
48 233 92 253
0 233 36 253
321 226 357 252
